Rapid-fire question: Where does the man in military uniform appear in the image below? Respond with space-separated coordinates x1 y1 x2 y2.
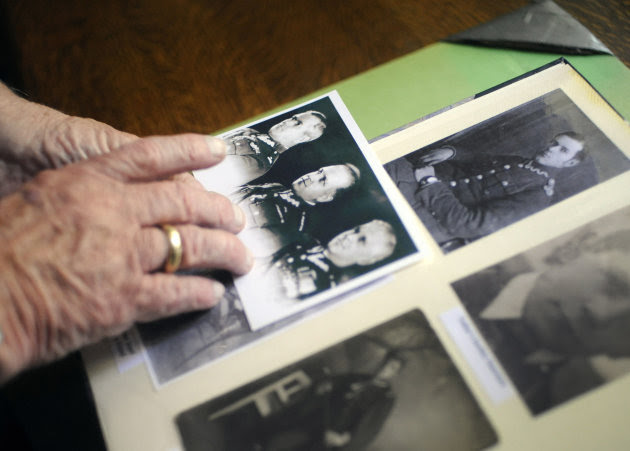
184 354 403 451
195 110 327 193
473 226 630 413
386 132 587 252
222 110 327 185
269 219 397 300
233 163 361 256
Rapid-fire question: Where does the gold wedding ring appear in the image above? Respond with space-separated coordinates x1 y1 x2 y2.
161 225 183 273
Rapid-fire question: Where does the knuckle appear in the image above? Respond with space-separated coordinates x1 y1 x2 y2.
175 181 197 220
210 231 238 258
131 140 164 171
135 280 172 320
155 282 184 316
128 137 158 155
31 168 61 188
110 138 165 176
205 192 236 227
137 228 162 270
176 134 216 167
21 174 52 206
183 229 204 265
199 230 229 264
219 233 249 268
94 300 128 330
26 169 84 209
184 228 246 270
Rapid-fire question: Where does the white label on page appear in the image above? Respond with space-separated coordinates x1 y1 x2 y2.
441 307 514 404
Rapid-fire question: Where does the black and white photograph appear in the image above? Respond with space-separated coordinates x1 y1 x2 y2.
176 310 497 451
137 273 256 386
384 88 630 253
196 93 420 330
451 205 630 414
137 272 380 386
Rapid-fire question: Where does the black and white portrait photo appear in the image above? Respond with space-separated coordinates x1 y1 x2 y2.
138 272 355 386
451 206 630 414
232 162 362 257
385 89 630 253
176 310 497 451
137 273 256 386
194 94 420 330
237 217 406 330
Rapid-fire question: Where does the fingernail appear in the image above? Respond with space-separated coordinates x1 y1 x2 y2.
214 282 226 300
206 136 227 158
233 204 246 229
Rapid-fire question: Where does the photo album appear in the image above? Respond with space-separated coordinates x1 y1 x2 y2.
84 59 630 450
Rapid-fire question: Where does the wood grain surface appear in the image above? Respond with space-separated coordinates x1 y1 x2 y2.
1 0 628 136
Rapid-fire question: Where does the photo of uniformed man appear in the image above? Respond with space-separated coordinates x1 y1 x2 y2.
176 310 497 451
452 206 630 414
265 219 397 300
196 109 328 193
385 89 630 253
233 163 361 256
220 94 419 330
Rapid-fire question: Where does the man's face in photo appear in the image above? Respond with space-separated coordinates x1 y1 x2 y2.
326 220 396 267
268 111 326 147
535 135 584 168
291 164 357 204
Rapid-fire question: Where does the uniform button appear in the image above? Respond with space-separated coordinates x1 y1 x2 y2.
450 181 457 187
464 178 470 183
300 255 307 260
476 174 483 180
502 181 509 186
518 163 524 168
504 164 511 169
489 169 496 174
287 257 294 263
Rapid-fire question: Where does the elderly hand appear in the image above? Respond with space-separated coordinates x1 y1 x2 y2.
0 134 253 382
0 83 141 197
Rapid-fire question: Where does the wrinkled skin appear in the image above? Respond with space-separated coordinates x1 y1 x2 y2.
0 85 252 382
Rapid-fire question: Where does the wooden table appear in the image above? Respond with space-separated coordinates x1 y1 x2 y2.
1 0 628 137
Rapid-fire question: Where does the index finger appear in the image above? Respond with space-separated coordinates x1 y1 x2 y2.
91 134 226 182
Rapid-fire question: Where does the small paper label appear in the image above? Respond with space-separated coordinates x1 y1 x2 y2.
441 307 513 404
110 327 145 373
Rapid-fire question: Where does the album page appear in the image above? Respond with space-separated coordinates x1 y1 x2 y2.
84 60 630 450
